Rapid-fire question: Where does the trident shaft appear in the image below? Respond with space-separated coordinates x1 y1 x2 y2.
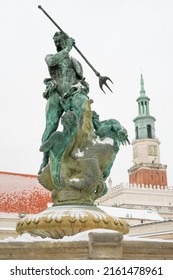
38 5 113 93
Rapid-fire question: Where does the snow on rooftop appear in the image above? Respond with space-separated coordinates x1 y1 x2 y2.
0 172 39 193
0 227 16 231
0 205 164 221
0 212 19 219
99 206 164 221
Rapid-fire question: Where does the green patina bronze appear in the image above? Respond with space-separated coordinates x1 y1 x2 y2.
15 8 130 240
38 30 129 206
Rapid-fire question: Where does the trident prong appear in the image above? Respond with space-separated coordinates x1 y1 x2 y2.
99 76 114 94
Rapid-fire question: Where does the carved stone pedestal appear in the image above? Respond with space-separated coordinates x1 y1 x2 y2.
16 205 129 239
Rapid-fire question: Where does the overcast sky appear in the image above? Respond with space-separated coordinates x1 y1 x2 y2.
0 0 173 187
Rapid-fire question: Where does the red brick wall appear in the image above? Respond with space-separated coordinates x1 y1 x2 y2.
129 168 168 187
0 172 52 214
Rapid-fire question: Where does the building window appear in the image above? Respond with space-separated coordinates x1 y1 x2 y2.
147 124 152 138
136 126 138 139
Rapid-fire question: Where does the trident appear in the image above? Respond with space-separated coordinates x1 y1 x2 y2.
38 5 113 94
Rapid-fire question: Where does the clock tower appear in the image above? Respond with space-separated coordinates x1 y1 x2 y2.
128 74 168 188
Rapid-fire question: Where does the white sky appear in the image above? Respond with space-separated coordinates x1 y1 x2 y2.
0 0 173 187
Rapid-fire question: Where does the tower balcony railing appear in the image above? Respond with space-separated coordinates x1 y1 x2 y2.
111 182 173 190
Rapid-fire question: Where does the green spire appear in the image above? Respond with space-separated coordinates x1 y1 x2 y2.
134 73 156 140
140 74 145 95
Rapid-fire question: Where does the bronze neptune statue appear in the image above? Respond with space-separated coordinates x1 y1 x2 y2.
16 6 129 239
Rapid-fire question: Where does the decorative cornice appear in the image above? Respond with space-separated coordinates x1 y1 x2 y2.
128 162 167 173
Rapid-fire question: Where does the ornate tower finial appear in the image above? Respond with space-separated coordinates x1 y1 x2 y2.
140 73 145 95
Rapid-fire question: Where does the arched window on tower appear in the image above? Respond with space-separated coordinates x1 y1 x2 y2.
136 126 138 139
147 124 152 138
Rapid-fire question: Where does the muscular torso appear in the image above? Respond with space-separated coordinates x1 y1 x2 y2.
46 53 79 96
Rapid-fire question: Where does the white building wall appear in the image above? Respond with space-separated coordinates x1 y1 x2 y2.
97 183 173 219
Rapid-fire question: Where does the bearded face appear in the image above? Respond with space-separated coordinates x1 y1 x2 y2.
53 32 67 51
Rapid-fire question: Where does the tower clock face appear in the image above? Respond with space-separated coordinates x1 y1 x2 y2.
148 145 157 156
